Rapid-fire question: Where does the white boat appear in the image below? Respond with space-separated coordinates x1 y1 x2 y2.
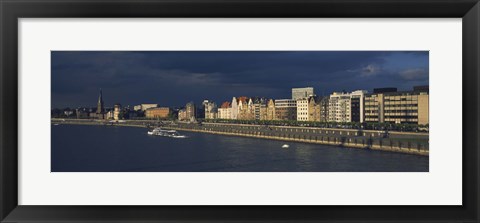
148 128 187 138
282 144 290 148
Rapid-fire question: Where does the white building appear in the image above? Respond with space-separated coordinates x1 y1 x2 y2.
328 92 351 123
328 90 367 123
292 87 314 100
133 104 158 111
230 97 239 120
218 101 232 119
296 97 310 121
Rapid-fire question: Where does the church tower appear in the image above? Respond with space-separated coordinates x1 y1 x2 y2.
96 88 104 115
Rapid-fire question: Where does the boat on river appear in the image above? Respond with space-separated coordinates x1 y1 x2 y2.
147 127 187 138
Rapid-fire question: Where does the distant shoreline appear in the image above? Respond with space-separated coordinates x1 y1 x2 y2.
52 118 429 156
53 121 147 128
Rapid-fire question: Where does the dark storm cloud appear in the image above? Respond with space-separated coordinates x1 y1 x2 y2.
51 51 429 108
399 68 429 81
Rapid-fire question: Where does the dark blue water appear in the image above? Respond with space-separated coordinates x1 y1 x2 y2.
51 125 429 172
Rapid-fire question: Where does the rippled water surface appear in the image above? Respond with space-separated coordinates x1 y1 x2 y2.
52 125 429 172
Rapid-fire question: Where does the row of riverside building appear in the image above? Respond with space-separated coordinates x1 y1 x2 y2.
178 86 429 125
72 89 172 120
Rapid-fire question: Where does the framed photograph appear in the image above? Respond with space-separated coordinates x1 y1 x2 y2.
1 0 479 222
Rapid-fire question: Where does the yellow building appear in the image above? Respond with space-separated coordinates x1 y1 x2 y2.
365 86 429 125
218 101 232 119
113 103 122 120
237 97 255 120
296 97 310 121
178 109 187 121
266 99 276 120
145 107 170 119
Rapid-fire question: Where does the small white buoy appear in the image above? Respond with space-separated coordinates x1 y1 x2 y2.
282 144 290 149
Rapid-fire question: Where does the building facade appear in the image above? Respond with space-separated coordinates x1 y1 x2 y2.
76 108 89 119
203 100 218 119
266 99 276 120
178 109 187 121
328 90 367 123
296 97 310 121
218 101 232 119
237 97 255 120
350 90 366 123
253 97 267 120
231 97 239 120
185 102 196 122
113 103 122 120
133 105 142 111
133 104 158 112
292 87 314 100
311 96 329 122
145 107 170 119
328 92 352 123
275 99 297 120
364 86 429 125
237 97 248 120
105 110 114 120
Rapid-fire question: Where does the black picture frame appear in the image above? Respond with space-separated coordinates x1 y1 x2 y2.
1 0 479 222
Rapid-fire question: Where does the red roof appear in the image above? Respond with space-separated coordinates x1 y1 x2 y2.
220 101 231 108
237 96 248 103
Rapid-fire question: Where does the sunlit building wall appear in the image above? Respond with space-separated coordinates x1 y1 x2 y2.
218 101 232 119
145 107 170 119
364 86 429 125
292 87 314 100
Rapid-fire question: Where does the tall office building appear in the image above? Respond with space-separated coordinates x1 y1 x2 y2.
364 86 429 125
328 92 352 123
296 97 310 121
328 90 367 123
292 87 314 100
185 102 196 121
203 100 218 119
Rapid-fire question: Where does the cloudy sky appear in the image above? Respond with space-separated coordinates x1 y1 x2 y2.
51 51 428 108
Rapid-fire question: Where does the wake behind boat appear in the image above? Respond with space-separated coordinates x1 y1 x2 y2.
147 127 187 138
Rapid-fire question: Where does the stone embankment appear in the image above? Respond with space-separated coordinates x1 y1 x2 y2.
51 119 429 156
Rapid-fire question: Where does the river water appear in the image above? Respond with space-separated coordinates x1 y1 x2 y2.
51 124 428 172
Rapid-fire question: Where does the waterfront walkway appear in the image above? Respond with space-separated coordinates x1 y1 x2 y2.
51 118 429 156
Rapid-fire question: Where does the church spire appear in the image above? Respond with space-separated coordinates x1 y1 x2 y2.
96 88 104 114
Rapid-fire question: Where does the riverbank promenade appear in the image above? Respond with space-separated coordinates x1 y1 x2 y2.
51 118 429 156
